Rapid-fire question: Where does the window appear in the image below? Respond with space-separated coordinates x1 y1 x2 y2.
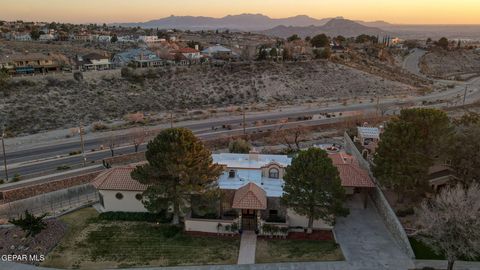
228 170 236 178
99 193 104 207
269 168 279 179
115 192 123 200
269 209 278 216
135 194 142 201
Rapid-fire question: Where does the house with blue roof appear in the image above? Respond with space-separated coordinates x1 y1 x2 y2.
112 48 164 68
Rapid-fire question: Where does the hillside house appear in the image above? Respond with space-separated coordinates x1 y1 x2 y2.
172 47 202 63
11 32 32 41
112 48 163 68
75 53 112 71
38 33 56 41
201 45 235 60
0 53 64 75
92 151 374 234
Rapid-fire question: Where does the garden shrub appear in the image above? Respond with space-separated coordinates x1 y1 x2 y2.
98 211 172 223
396 207 415 217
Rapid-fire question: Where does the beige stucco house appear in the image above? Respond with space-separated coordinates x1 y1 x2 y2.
92 151 374 234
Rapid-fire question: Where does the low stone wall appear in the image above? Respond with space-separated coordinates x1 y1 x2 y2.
184 217 237 234
0 171 102 203
344 132 415 259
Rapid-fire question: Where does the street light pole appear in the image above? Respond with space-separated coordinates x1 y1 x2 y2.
1 131 8 181
242 104 246 135
79 123 86 167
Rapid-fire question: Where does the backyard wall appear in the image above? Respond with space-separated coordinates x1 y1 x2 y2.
0 184 98 220
0 171 102 203
344 131 415 259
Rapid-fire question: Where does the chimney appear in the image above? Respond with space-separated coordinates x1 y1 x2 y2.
249 148 259 161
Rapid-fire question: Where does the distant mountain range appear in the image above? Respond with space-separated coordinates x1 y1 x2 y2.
116 14 344 31
261 18 391 38
114 13 480 40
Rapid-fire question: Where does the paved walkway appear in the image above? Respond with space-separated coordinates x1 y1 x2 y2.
237 230 257 264
333 196 414 270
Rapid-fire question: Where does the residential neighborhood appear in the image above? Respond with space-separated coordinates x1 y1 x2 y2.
1 2 480 270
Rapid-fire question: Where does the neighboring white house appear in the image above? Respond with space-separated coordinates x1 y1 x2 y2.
13 33 32 41
97 35 112 42
138 35 161 43
38 33 56 41
92 151 374 233
356 126 381 146
172 47 202 62
201 45 234 59
75 53 112 70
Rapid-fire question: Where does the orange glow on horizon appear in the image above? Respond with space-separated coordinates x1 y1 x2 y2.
1 0 480 25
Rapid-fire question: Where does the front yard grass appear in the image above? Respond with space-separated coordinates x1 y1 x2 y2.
42 207 239 269
255 239 343 263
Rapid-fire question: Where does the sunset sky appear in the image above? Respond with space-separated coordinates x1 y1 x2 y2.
1 0 480 25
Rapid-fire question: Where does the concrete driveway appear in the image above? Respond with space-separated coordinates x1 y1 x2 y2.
334 195 414 270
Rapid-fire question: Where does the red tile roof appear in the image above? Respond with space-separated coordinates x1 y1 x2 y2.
232 182 267 210
329 153 375 188
92 167 148 191
335 164 375 188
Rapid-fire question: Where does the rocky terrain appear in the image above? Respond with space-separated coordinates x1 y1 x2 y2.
0 61 417 135
420 49 480 79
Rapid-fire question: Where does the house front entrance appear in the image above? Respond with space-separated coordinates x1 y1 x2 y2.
241 209 257 231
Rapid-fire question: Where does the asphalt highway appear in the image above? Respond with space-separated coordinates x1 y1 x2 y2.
1 64 479 182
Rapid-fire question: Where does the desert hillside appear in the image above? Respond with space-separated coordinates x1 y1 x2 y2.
1 61 416 135
420 49 480 78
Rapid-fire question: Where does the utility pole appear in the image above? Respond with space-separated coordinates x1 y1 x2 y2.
79 123 86 167
242 104 246 135
463 85 468 106
1 130 8 181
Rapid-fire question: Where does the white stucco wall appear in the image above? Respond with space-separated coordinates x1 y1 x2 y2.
185 218 236 233
286 209 333 230
99 190 147 212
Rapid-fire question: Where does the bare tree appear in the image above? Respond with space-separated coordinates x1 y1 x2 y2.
130 127 148 152
104 134 117 157
271 125 310 152
414 184 480 270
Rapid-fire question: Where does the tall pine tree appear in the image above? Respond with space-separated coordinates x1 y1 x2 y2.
131 128 223 224
281 148 348 233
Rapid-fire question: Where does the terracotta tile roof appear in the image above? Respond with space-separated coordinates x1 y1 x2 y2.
232 182 267 210
92 167 148 191
329 153 375 188
329 152 357 165
335 164 375 188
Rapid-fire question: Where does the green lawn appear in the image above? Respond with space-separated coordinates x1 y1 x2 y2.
43 208 239 269
256 239 343 263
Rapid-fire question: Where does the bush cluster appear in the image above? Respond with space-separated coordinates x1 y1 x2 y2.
396 207 415 217
98 211 172 223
